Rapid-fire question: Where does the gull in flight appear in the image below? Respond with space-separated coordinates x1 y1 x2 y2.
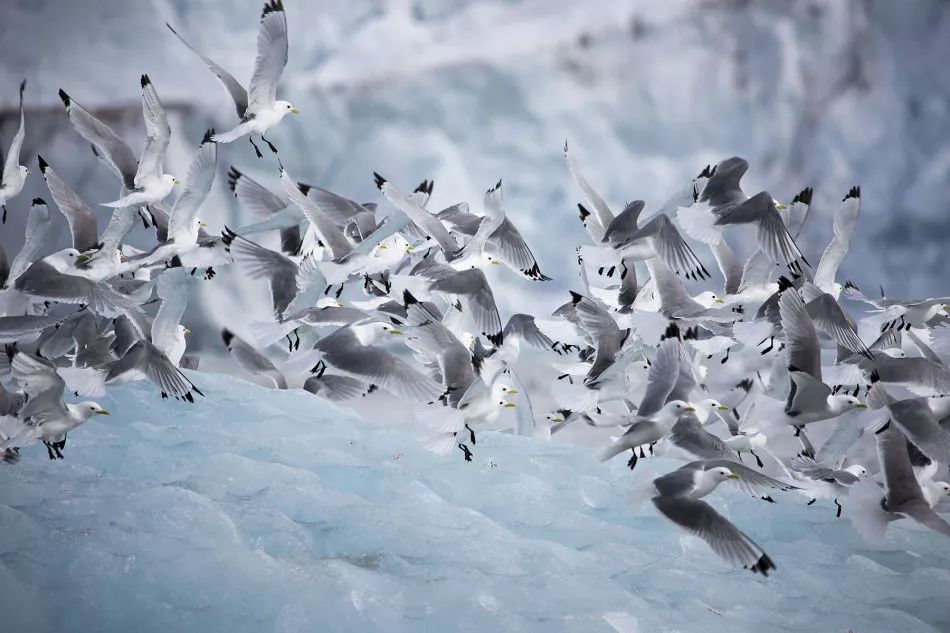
168 0 299 158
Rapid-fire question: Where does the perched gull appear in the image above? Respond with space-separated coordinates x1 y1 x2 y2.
168 0 299 157
0 80 28 223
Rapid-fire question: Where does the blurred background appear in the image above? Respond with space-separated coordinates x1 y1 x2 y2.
1 0 949 361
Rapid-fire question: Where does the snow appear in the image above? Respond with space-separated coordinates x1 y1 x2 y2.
1 373 949 632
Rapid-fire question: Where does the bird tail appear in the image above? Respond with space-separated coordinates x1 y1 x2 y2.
211 121 254 144
101 192 140 208
599 439 632 463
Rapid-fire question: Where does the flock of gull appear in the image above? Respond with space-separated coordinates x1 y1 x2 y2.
1 0 949 576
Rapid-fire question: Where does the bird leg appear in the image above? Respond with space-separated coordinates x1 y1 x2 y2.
293 328 301 351
457 443 473 462
759 336 774 355
639 446 646 459
720 347 731 364
649 442 656 455
261 135 279 155
249 137 264 159
1 205 7 224
204 266 216 280
285 334 294 353
806 498 816 506
626 451 638 471
834 498 843 518
750 450 764 469
44 442 56 461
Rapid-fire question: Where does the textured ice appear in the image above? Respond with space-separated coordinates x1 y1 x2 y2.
1 374 949 632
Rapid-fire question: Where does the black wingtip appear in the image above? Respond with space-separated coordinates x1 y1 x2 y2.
698 164 713 179
31 198 46 206
787 364 801 374
19 78 26 98
140 74 150 88
844 186 860 201
577 203 591 220
486 332 504 347
168 255 184 269
37 155 49 171
201 128 215 144
262 0 284 18
373 172 386 191
568 291 584 305
297 182 312 196
792 187 813 206
661 323 681 341
748 553 776 576
413 179 433 195
58 88 70 107
869 369 880 384
403 289 418 306
221 329 234 345
226 166 241 193
777 276 794 292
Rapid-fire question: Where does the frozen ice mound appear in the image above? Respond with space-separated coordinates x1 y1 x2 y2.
1 373 949 633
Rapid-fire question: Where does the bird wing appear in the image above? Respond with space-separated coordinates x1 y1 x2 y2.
221 329 286 389
640 214 710 280
430 268 503 347
151 268 194 359
888 398 950 467
779 289 822 381
503 314 557 352
38 157 98 251
168 131 217 239
14 261 141 317
814 187 860 292
107 340 203 401
166 23 248 117
59 89 138 190
785 370 832 416
485 217 550 281
133 76 171 188
651 495 775 575
246 0 289 114
227 167 287 218
315 328 442 404
1 80 26 186
280 170 351 260
876 422 928 510
564 140 614 233
222 229 298 318
637 337 681 417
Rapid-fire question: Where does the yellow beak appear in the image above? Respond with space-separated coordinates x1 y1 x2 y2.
77 253 91 262
684 406 696 412
388 329 403 335
714 298 725 304
290 108 300 114
727 473 740 479
503 402 517 408
26 169 31 176
183 328 191 336
199 222 208 229
718 405 731 411
490 259 502 265
855 403 868 409
378 244 388 250
775 203 788 210
98 409 111 416
405 245 415 253
550 417 564 424
506 388 519 395
173 178 182 185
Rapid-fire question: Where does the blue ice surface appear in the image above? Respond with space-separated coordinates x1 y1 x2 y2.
1 373 948 633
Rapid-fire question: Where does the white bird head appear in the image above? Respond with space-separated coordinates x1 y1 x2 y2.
163 173 182 186
699 398 730 412
494 383 519 398
276 100 300 117
935 481 950 497
352 321 402 344
75 401 111 421
19 165 30 179
843 464 868 478
694 291 725 307
709 466 741 482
